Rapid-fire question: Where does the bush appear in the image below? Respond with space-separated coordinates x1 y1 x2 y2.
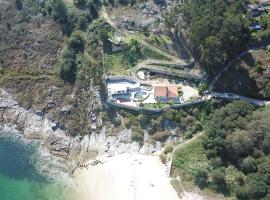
138 114 149 125
74 0 86 8
164 146 173 154
198 83 208 96
246 179 268 198
114 117 121 127
67 32 85 53
164 109 175 120
211 169 228 192
236 187 249 200
194 168 208 188
131 126 144 142
160 153 166 164
76 15 88 30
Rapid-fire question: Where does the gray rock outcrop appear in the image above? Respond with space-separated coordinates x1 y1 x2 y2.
0 89 162 177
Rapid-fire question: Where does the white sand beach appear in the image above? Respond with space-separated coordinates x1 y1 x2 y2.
72 153 203 200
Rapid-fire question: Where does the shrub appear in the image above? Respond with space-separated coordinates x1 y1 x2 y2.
74 0 86 8
138 114 149 125
160 153 166 164
194 168 208 188
76 15 88 30
59 32 85 83
131 126 144 142
114 117 121 127
67 32 85 53
211 169 228 192
164 145 173 154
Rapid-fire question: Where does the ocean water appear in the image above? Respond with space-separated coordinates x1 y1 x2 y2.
0 130 73 200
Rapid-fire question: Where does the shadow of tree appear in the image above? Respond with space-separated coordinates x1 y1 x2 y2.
241 52 255 67
214 60 261 99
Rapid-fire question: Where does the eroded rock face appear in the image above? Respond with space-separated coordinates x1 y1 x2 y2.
0 89 162 176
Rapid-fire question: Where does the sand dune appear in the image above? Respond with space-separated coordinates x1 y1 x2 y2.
72 153 203 200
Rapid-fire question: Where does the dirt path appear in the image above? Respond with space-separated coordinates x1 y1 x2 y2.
100 5 115 26
172 132 203 154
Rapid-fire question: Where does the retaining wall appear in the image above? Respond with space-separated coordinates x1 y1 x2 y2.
107 100 206 113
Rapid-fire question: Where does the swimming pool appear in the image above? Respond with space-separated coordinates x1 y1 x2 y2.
134 91 148 100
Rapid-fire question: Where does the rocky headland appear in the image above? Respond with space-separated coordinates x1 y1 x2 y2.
0 88 162 179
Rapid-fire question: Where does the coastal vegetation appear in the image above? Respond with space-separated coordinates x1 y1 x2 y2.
116 100 221 143
172 101 270 200
1 0 270 199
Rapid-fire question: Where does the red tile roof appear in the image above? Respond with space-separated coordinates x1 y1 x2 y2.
154 85 178 97
167 86 178 97
154 86 167 97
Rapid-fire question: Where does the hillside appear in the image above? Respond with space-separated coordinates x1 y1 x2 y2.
172 102 270 200
214 48 270 100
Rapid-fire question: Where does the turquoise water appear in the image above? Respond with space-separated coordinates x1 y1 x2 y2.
0 131 73 200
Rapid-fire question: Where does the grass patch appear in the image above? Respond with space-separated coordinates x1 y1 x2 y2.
122 32 173 61
171 137 208 185
141 46 172 61
106 52 133 75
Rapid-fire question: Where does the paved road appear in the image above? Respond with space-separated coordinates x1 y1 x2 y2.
209 92 266 106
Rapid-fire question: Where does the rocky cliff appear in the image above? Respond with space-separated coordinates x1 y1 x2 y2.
0 89 162 178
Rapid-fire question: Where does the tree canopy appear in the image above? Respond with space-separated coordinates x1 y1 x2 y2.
203 102 270 199
166 0 247 76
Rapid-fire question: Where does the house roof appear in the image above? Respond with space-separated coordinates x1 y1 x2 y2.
167 86 178 97
154 85 178 98
154 86 167 97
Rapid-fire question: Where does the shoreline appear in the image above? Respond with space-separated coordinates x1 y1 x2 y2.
71 153 204 200
0 89 204 200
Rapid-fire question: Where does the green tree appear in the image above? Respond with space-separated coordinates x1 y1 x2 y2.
47 0 68 24
240 157 257 174
67 32 85 53
74 0 86 8
245 174 268 199
59 49 77 84
194 168 208 188
114 117 121 127
98 28 109 42
76 15 88 30
167 0 247 76
211 169 228 192
198 83 208 96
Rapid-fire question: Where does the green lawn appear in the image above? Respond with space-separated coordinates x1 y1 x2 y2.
106 52 133 75
171 137 208 186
